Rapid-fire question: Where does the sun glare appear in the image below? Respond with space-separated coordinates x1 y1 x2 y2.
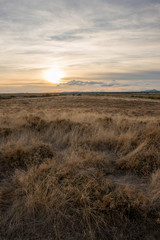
44 68 65 84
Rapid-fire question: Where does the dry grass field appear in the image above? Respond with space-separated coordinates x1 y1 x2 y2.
0 94 160 239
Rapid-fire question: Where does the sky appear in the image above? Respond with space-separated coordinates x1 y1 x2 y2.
0 0 160 93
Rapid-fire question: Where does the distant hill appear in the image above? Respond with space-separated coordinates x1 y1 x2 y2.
141 89 160 93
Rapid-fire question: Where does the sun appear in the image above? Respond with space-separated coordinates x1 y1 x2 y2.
44 68 65 84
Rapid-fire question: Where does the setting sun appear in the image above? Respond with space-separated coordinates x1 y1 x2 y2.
44 69 65 84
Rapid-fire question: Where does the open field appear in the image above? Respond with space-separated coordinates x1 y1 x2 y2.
0 94 160 239
0 91 160 100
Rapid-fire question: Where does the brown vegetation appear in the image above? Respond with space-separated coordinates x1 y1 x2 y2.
0 94 160 239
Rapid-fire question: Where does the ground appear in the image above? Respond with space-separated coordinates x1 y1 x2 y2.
0 93 160 239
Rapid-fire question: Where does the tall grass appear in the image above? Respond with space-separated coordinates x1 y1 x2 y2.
0 96 160 239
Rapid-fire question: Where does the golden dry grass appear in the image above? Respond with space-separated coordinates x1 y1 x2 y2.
0 94 160 239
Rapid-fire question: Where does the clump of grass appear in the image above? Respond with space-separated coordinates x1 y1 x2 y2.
23 115 49 131
149 169 160 206
0 127 12 138
117 125 160 175
0 142 53 178
117 149 159 175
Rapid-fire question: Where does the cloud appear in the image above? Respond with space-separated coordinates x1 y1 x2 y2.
60 80 130 88
64 80 104 86
49 35 82 42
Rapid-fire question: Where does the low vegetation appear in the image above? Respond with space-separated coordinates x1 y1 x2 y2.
0 95 160 239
